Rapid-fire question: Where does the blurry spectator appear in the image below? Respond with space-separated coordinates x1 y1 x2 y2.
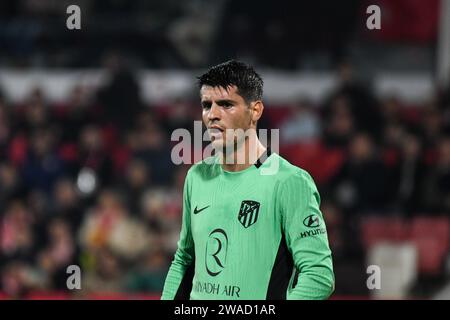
380 96 404 125
439 82 450 127
82 248 125 293
163 99 196 135
97 53 144 133
72 124 114 187
125 248 169 293
1 261 45 298
323 94 355 148
46 219 75 265
172 165 189 193
125 129 141 154
422 136 450 213
420 105 445 149
37 218 78 290
7 133 28 167
328 133 391 214
0 97 11 159
140 188 179 252
51 177 85 230
1 262 28 298
78 190 150 261
327 63 382 139
0 163 23 210
26 189 51 249
381 122 406 168
0 200 35 262
280 100 321 145
132 119 174 186
382 122 406 150
391 133 427 215
321 201 345 259
21 128 65 194
122 159 151 215
141 188 171 233
321 197 364 264
17 88 51 134
58 85 98 145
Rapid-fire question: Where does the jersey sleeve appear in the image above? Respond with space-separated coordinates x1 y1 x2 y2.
278 170 335 300
161 170 195 300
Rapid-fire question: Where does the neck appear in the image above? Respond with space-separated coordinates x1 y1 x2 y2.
219 133 266 172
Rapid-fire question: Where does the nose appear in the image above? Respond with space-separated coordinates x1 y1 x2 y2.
207 103 221 122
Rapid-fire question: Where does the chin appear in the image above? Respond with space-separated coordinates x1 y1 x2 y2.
211 140 224 151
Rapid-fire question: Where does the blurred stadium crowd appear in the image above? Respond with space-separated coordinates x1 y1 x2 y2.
0 68 183 298
0 0 449 300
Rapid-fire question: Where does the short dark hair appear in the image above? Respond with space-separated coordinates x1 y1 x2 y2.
197 60 263 104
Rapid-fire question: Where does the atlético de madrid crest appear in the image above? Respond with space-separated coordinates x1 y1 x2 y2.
238 200 260 228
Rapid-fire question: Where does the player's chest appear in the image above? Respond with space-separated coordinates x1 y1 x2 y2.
190 178 279 235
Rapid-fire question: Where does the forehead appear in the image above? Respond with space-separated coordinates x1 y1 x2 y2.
200 85 243 101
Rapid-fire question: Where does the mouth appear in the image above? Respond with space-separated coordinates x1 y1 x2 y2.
208 125 225 140
208 125 224 132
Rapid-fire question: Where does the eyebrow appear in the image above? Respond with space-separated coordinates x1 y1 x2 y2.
201 99 236 106
216 99 236 105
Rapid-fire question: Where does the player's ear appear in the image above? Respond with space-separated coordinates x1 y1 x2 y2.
250 100 264 122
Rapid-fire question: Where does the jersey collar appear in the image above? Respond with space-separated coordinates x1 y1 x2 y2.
254 147 272 169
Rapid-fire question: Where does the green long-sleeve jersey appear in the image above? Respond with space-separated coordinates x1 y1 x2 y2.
161 151 334 300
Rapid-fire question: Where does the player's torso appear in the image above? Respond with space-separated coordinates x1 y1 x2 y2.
189 165 283 300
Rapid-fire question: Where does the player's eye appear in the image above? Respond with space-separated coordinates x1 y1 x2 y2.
202 102 211 109
220 102 233 108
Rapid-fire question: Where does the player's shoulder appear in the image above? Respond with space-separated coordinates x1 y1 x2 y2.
272 153 317 188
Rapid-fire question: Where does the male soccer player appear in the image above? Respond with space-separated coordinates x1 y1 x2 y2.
161 60 334 300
